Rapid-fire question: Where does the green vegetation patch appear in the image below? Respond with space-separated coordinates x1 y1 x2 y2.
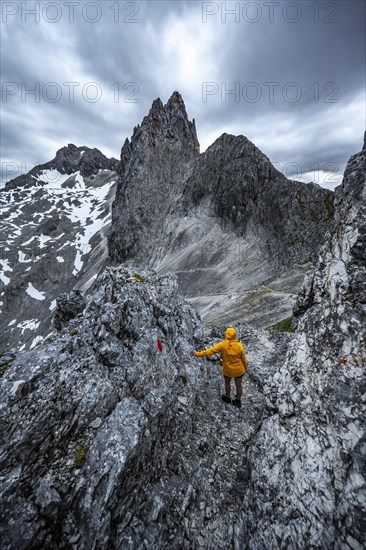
269 316 295 333
0 359 14 373
69 328 79 336
74 447 88 468
287 235 300 246
0 352 16 374
133 273 146 284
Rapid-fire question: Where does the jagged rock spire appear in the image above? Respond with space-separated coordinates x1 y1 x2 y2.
108 93 200 264
109 91 335 280
130 91 200 156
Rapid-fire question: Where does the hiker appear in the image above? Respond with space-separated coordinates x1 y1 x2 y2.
192 327 248 408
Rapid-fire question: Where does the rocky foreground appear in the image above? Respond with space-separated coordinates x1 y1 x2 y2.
0 266 289 549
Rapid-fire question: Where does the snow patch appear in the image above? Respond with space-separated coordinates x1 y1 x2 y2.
38 170 72 188
18 251 32 263
30 336 44 349
23 236 36 245
26 283 45 301
0 273 10 285
38 234 52 249
0 259 12 284
17 319 40 333
63 181 112 275
49 299 57 311
0 259 12 272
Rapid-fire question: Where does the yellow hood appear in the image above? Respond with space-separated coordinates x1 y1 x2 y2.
225 327 237 341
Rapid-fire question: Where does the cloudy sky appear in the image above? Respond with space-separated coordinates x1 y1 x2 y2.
1 0 365 189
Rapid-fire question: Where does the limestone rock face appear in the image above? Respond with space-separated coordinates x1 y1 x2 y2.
242 135 366 548
0 265 292 549
183 132 334 267
108 92 334 327
53 290 86 330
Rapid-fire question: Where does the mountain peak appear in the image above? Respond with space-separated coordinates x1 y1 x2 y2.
56 143 79 154
4 144 119 190
108 93 200 263
149 97 164 112
133 92 200 155
165 90 186 111
52 144 119 177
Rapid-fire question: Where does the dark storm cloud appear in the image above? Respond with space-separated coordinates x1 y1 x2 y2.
189 0 365 186
196 0 364 124
1 0 365 189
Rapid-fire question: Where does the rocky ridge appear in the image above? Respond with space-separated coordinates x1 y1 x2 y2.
3 144 119 190
241 135 366 548
0 264 292 549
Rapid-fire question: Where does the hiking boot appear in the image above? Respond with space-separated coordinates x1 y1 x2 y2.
221 394 231 404
232 398 241 408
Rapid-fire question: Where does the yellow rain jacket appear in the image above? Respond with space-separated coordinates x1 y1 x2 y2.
194 327 248 378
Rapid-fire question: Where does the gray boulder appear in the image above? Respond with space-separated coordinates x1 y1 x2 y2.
53 290 86 330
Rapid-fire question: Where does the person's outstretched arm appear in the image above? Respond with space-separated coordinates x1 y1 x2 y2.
193 342 224 357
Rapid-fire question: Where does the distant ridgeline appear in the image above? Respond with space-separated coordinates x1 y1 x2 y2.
0 145 119 351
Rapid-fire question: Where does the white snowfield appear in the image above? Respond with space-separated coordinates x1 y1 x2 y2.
35 169 72 188
17 319 40 333
26 283 46 301
18 251 32 263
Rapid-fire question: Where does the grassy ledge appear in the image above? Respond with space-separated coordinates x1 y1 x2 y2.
268 316 295 333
